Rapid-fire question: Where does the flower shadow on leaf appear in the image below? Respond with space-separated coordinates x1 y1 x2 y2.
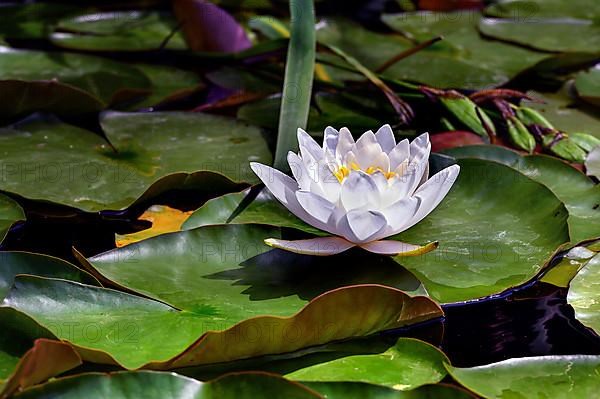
203 248 424 302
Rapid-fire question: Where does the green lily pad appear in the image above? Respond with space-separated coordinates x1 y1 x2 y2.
187 159 568 303
395 158 569 303
0 47 151 120
0 252 98 301
286 338 447 390
445 145 600 242
479 17 600 53
128 64 204 110
0 195 24 245
483 0 600 54
16 371 321 399
317 17 548 89
567 253 600 335
0 112 270 211
182 188 325 235
446 355 600 399
575 66 600 107
485 0 600 20
51 11 187 51
381 12 549 88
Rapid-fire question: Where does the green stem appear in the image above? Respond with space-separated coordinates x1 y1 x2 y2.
274 0 316 171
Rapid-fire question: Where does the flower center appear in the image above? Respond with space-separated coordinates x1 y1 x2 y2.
333 163 397 183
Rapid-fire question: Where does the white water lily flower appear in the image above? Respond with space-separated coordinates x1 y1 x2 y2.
250 125 460 256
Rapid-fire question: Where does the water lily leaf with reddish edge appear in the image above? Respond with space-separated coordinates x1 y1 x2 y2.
395 158 569 303
286 338 448 390
0 112 270 212
446 355 600 399
2 274 441 370
51 11 187 52
15 371 321 399
567 253 600 335
173 0 251 52
0 195 24 245
445 145 600 242
1 339 81 398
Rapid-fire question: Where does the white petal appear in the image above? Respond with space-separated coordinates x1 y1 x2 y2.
359 240 438 256
388 139 409 170
340 171 379 211
250 162 298 201
335 209 387 243
380 196 420 235
296 191 336 223
347 210 387 242
265 236 356 256
323 126 339 154
250 162 336 235
297 128 324 163
375 124 396 153
410 132 430 155
287 152 311 191
355 130 376 149
407 164 460 228
394 134 431 198
419 162 430 187
353 131 384 168
369 171 389 194
314 162 342 203
336 127 355 160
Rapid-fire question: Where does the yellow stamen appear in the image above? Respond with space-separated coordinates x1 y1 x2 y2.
334 164 397 182
333 165 350 182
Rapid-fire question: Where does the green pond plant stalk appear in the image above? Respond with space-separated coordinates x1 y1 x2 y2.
274 0 316 171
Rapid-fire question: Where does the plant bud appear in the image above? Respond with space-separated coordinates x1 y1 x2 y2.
516 107 553 129
507 117 536 153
